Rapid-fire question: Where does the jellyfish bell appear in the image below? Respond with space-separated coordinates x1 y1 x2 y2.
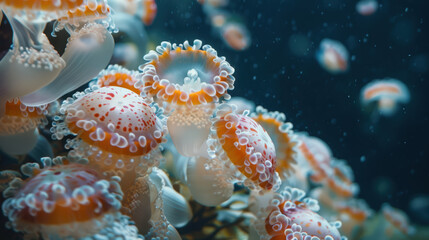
228 96 255 114
360 78 410 117
316 38 349 74
51 85 167 191
20 6 115 106
251 106 298 180
139 39 235 157
220 22 251 51
356 0 378 16
207 103 281 192
1 156 124 239
186 154 234 206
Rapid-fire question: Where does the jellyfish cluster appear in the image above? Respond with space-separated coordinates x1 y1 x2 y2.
0 0 426 240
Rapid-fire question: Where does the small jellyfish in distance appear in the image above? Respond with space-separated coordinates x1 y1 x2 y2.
356 0 378 16
316 38 349 74
360 78 410 117
220 22 251 51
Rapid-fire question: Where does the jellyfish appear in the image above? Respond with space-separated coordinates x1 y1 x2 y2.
138 39 235 110
296 134 333 184
361 203 416 240
335 198 373 240
95 64 142 94
20 2 115 106
1 156 124 239
325 159 359 199
185 104 280 206
0 99 48 156
138 39 235 157
220 22 251 51
251 187 344 240
251 106 298 182
51 85 167 191
316 38 349 74
356 0 378 16
360 78 410 117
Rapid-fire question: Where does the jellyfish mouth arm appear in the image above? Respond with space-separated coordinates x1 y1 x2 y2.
21 23 114 106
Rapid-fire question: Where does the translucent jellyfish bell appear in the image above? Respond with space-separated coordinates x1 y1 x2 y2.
186 155 234 206
316 38 349 74
21 23 114 106
360 78 410 117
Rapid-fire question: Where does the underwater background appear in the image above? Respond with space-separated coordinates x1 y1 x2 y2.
0 0 428 239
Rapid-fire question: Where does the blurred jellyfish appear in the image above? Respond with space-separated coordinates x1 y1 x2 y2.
220 22 251 51
409 195 429 224
109 7 149 69
362 204 415 240
356 0 378 16
316 38 349 74
360 78 410 117
228 96 255 114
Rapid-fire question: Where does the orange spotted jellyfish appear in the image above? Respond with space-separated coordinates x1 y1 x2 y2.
186 103 280 206
51 85 167 191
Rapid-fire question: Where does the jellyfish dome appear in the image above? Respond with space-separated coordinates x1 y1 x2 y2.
207 103 280 191
1 156 123 239
316 38 349 74
360 78 410 116
251 106 298 179
52 86 167 189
